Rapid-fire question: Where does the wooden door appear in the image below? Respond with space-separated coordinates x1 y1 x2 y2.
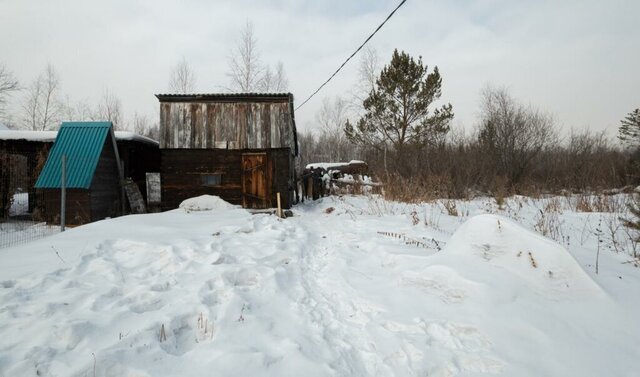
242 153 269 208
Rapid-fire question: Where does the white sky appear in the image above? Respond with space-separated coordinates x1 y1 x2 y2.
1 0 638 137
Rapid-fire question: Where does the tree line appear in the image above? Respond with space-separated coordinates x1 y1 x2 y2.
299 48 639 197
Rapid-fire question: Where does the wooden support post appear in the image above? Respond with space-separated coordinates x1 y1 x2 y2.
276 192 282 218
60 154 66 232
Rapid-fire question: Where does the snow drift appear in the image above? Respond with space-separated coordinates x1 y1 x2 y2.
179 195 238 212
440 214 603 298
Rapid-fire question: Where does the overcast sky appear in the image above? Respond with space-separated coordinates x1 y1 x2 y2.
1 0 638 136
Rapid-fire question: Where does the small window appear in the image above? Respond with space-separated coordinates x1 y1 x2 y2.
201 174 222 186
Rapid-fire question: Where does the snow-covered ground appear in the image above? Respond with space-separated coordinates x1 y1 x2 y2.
9 192 29 217
0 195 638 376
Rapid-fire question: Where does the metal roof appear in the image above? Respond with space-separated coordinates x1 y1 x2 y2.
35 122 114 189
155 92 293 103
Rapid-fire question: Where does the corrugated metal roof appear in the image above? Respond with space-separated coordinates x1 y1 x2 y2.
155 92 293 103
35 122 113 189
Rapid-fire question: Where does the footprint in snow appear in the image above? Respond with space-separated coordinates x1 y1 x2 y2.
382 320 504 376
222 269 260 288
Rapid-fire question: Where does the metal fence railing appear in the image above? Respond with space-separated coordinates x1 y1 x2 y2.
0 220 58 249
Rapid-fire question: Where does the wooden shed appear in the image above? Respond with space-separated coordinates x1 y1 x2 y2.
33 122 161 225
156 93 299 210
0 129 159 222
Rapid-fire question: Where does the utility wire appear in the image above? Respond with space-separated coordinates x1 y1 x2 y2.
295 0 408 111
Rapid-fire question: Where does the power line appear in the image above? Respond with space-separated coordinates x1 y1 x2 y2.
295 0 408 111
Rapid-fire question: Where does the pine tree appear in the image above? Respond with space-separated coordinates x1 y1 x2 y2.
618 108 640 147
622 194 640 245
345 49 453 154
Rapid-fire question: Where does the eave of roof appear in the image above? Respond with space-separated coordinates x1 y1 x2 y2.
0 130 159 147
155 92 293 103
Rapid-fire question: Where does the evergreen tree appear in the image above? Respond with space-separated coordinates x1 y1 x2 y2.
345 49 453 155
622 194 640 257
618 108 640 147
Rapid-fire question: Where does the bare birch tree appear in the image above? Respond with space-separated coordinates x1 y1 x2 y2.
96 89 123 129
258 61 288 92
273 61 288 91
259 65 274 92
132 112 159 139
228 21 263 92
351 47 380 108
39 64 61 130
169 57 196 93
0 63 19 118
316 96 351 161
21 79 42 130
20 64 62 130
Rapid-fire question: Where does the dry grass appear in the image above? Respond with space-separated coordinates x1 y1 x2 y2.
493 175 509 209
534 208 564 242
574 194 628 213
543 197 563 214
442 200 459 217
381 174 454 203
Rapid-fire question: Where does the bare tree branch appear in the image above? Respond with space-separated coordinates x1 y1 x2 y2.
169 57 196 94
0 63 19 118
273 61 288 92
96 89 123 130
227 21 263 92
20 64 62 130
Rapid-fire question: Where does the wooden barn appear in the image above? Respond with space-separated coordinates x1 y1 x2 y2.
33 122 160 225
156 93 299 210
0 131 55 218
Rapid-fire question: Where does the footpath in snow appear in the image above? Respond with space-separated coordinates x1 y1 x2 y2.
0 195 638 376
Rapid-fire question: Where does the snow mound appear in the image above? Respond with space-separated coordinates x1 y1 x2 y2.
442 214 602 297
179 195 237 211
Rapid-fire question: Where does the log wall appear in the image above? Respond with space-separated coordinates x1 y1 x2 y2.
160 148 292 211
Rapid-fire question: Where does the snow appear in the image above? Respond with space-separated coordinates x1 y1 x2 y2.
442 214 602 297
178 195 238 212
113 131 159 146
305 160 365 170
0 194 638 376
0 130 58 142
0 130 158 146
9 192 29 216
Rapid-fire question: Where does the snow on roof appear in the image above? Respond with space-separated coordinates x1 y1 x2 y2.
113 131 159 146
305 160 366 170
0 130 159 146
0 130 58 142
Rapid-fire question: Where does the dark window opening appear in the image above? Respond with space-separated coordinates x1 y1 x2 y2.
201 174 222 186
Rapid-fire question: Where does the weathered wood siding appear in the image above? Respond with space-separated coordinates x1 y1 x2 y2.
41 189 91 225
89 137 120 222
159 101 295 151
160 148 292 211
